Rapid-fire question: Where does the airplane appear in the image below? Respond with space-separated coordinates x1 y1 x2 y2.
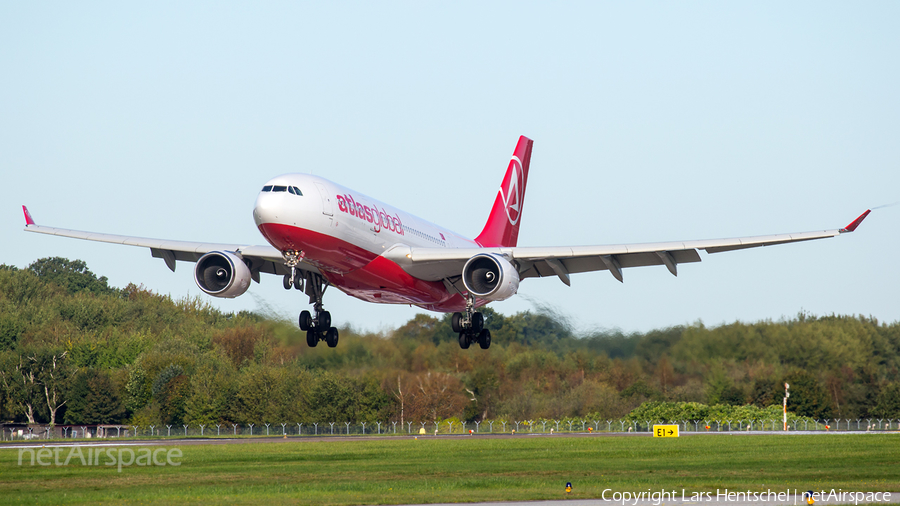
22 135 870 350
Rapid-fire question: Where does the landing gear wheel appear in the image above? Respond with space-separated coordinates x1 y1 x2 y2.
306 330 319 347
325 327 339 348
293 275 303 290
471 312 484 334
299 311 313 331
318 311 332 331
283 274 292 290
451 312 463 333
458 332 470 349
478 329 491 349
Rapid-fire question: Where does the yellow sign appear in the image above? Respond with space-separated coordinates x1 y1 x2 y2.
653 424 679 438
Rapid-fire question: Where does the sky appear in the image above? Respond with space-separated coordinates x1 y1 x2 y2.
1 2 897 335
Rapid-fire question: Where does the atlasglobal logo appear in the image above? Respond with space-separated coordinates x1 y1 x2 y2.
336 194 404 236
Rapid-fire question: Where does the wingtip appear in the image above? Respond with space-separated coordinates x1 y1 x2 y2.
840 209 871 233
22 205 35 226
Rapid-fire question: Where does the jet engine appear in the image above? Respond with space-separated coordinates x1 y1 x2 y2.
194 251 252 298
462 253 519 301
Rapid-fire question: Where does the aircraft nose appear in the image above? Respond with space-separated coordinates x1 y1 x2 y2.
253 193 279 226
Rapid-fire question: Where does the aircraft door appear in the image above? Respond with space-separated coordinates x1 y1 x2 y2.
314 183 334 216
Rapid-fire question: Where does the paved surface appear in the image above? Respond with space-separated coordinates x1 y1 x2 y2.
0 430 895 449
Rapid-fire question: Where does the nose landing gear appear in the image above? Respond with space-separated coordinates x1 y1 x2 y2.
451 294 491 349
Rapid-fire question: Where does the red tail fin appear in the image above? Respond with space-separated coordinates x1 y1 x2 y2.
475 136 533 247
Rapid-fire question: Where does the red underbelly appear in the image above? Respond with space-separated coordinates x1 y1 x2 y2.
258 223 375 273
258 223 457 309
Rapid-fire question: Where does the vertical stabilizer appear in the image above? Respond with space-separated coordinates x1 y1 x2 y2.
475 136 533 247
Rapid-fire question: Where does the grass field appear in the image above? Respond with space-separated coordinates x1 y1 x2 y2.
1 434 898 505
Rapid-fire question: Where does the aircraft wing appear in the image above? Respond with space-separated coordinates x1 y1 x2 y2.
383 210 871 285
21 206 316 281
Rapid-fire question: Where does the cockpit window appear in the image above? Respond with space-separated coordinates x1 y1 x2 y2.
261 185 301 195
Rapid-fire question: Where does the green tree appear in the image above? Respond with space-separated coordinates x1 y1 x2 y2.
231 363 288 423
0 307 25 350
27 257 115 295
307 370 358 422
0 266 57 306
56 293 126 332
353 376 393 423
158 375 190 425
392 313 455 345
64 369 126 424
749 378 781 407
29 347 72 426
719 385 746 406
0 351 40 422
494 311 572 348
184 355 237 425
872 383 900 418
620 379 659 402
212 326 262 368
785 371 834 419
0 347 72 425
125 364 151 412
152 364 186 397
463 361 502 421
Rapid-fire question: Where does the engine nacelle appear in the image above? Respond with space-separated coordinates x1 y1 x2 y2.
194 251 252 298
462 253 520 301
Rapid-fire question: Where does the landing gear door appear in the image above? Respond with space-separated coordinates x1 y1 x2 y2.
314 183 334 216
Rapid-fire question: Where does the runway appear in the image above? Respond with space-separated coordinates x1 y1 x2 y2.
0 429 889 450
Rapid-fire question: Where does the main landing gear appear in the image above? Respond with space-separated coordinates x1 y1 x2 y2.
283 250 339 348
451 294 491 350
299 309 338 348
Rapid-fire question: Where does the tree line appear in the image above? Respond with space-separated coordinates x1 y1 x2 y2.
1 257 899 428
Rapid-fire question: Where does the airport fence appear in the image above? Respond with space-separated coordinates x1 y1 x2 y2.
3 417 897 441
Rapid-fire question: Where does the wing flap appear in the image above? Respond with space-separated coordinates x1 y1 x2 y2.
520 248 702 280
701 230 840 254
